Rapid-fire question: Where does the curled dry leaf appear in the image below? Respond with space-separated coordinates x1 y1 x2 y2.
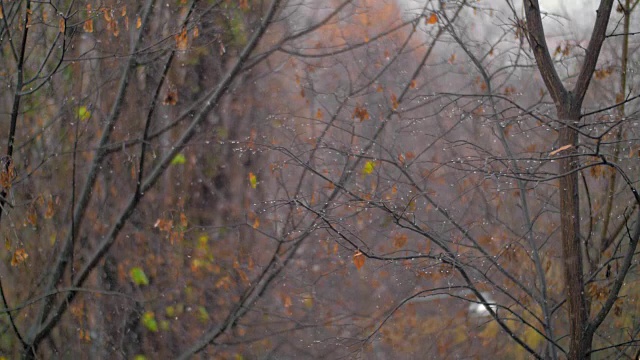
353 250 365 270
549 144 572 156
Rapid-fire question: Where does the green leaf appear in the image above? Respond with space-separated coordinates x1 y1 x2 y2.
197 306 210 322
171 153 186 165
77 106 91 121
160 320 170 331
129 267 149 286
165 305 175 317
142 311 158 332
362 160 375 175
248 172 257 189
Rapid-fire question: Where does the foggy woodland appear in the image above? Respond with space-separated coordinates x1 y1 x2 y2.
0 0 639 359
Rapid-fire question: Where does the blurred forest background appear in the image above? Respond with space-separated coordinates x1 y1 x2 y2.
0 0 639 358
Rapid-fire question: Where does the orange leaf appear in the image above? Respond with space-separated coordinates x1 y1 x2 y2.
59 17 65 33
45 197 55 219
393 234 407 249
427 13 438 24
352 105 370 121
26 206 37 226
282 294 292 308
11 248 28 266
83 19 93 33
391 94 399 110
175 27 188 51
103 8 112 22
154 218 173 232
353 251 365 270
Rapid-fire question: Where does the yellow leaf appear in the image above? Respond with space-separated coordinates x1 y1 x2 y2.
362 161 375 175
249 172 257 189
477 321 499 346
523 325 544 350
353 251 365 270
302 295 313 309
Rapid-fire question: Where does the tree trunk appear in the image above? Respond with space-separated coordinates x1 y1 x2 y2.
557 102 590 359
524 1 615 357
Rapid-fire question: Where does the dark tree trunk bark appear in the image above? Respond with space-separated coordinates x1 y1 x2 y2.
523 1 614 358
557 103 590 359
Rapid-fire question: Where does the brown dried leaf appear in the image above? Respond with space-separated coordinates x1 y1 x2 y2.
163 89 178 106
